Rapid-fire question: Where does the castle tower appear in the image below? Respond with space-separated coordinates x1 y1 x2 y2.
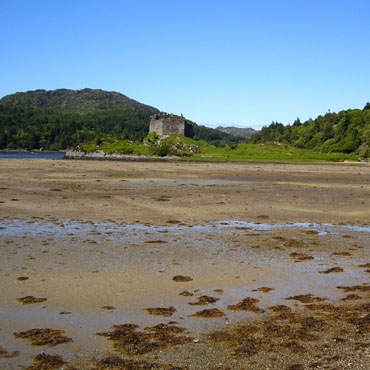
149 113 186 137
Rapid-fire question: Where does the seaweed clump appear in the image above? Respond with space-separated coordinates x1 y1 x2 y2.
341 294 362 301
146 306 176 317
337 285 370 292
0 346 19 358
227 297 264 313
13 328 73 347
190 308 225 318
285 294 326 304
268 305 292 313
188 295 219 305
289 252 314 262
97 323 192 355
172 275 193 282
17 296 47 304
96 356 185 370
27 353 66 370
179 290 193 296
319 267 344 274
252 287 275 293
358 263 370 268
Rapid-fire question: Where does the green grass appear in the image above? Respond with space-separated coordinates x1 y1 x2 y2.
78 136 360 163
80 139 151 155
174 141 358 162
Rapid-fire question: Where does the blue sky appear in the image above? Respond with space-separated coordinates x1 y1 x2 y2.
1 0 370 129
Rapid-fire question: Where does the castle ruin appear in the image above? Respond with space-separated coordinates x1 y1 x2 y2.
149 113 193 137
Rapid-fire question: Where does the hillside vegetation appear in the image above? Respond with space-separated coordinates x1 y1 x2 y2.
0 89 243 150
0 88 158 113
249 104 370 158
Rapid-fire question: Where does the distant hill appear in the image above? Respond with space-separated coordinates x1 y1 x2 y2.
216 126 257 138
0 88 244 151
0 88 158 113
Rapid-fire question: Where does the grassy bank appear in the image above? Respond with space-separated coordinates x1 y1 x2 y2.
78 135 360 163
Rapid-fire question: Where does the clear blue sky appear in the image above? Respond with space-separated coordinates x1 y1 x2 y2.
1 0 370 129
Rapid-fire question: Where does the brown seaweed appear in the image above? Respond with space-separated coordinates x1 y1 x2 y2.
13 328 73 347
172 275 193 282
190 309 226 318
146 306 176 317
227 297 264 313
17 296 47 305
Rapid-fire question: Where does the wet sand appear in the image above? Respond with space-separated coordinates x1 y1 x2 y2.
0 159 369 369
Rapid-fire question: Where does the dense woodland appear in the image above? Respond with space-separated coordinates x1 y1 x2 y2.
0 106 151 150
0 106 244 150
248 104 370 157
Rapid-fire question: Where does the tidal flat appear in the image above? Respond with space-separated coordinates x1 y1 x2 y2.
0 159 369 369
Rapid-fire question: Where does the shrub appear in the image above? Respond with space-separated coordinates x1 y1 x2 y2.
156 143 171 157
146 132 160 144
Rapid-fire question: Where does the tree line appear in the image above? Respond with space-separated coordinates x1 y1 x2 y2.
248 104 370 157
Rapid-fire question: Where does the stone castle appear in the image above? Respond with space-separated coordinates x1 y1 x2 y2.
149 113 193 137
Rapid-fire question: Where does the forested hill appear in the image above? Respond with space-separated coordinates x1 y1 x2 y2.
0 89 244 151
248 103 370 157
0 88 158 113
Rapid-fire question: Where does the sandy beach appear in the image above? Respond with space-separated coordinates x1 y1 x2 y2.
0 159 369 369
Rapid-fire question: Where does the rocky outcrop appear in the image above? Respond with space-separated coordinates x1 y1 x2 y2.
65 150 177 160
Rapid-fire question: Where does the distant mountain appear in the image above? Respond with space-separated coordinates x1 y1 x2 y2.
0 88 158 113
216 126 257 138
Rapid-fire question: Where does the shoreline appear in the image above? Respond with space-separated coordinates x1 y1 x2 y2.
1 148 369 165
0 149 66 154
64 149 369 164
